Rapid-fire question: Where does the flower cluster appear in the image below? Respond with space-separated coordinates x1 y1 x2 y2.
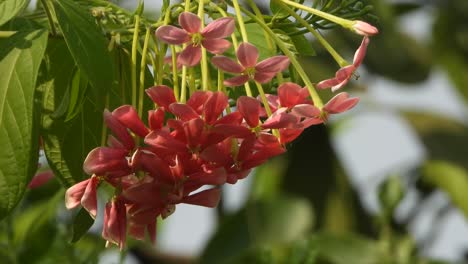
64 7 376 249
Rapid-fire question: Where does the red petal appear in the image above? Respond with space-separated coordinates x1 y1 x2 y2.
253 71 276 84
188 167 226 185
187 91 212 114
204 92 228 125
183 118 205 148
81 175 99 219
83 147 129 175
213 111 243 125
144 130 187 155
148 109 165 130
182 188 221 208
179 12 201 34
65 179 89 209
291 104 321 118
323 92 359 114
277 82 303 108
237 42 258 68
155 25 190 45
224 75 249 86
169 103 199 121
211 56 244 73
202 39 231 54
104 109 135 150
353 37 370 67
178 44 202 67
112 105 149 137
261 112 301 129
279 128 303 144
28 170 54 189
201 17 235 39
237 96 260 128
145 85 176 110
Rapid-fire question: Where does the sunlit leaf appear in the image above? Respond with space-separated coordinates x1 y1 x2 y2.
0 0 28 26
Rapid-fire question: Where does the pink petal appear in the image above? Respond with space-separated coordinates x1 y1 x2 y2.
155 25 190 45
201 17 235 39
352 21 379 36
255 56 290 73
104 109 135 151
253 71 276 84
202 39 231 54
237 134 256 162
291 104 321 118
83 147 129 175
237 42 258 68
211 56 244 73
188 91 212 114
112 105 149 138
81 175 99 219
261 112 301 129
316 77 342 90
279 128 303 144
169 103 199 121
178 44 202 67
148 109 165 130
28 170 54 189
301 117 324 128
224 75 249 86
65 179 90 209
178 12 201 34
182 188 221 208
204 92 228 125
104 199 127 250
145 85 176 110
237 96 261 128
277 82 303 108
213 111 243 126
353 37 370 67
323 92 359 114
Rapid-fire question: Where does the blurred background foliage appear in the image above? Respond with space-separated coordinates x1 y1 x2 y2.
1 0 468 263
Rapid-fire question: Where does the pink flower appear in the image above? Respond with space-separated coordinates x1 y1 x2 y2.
65 175 99 218
211 42 290 86
352 21 379 36
155 12 235 66
323 92 359 114
316 37 370 91
102 198 127 250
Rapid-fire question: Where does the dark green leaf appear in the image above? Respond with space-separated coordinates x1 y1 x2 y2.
39 39 103 186
71 208 95 243
270 0 289 20
291 34 316 56
54 0 116 102
0 0 28 26
0 28 48 220
422 160 468 219
201 195 313 264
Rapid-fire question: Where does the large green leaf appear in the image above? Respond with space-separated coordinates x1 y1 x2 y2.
201 195 313 264
0 29 48 220
422 160 468 220
0 0 28 26
39 39 104 186
54 0 116 102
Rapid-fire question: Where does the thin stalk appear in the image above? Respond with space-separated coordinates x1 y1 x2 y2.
131 15 141 108
198 0 209 91
281 2 348 67
170 45 180 99
138 27 151 117
217 70 224 92
41 0 57 36
232 0 249 42
180 67 188 103
239 6 324 108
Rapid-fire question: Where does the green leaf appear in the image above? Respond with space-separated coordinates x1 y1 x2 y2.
270 0 289 20
201 195 313 264
71 208 95 243
291 34 316 56
0 28 48 220
54 0 116 102
422 160 468 219
0 0 28 26
310 233 381 264
39 39 103 186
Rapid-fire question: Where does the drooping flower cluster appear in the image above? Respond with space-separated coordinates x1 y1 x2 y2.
64 6 377 249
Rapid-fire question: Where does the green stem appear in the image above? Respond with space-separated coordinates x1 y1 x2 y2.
170 45 180 100
254 82 272 117
41 0 57 36
218 70 224 92
131 15 141 108
198 0 209 91
138 27 151 117
232 0 249 42
239 5 324 108
245 0 274 51
280 0 353 29
280 2 348 67
180 67 188 103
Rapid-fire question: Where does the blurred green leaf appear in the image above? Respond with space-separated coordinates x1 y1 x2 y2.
54 0 116 103
250 157 286 201
422 160 468 220
0 28 47 220
310 233 381 264
201 195 313 264
0 0 28 26
71 207 95 243
378 175 405 218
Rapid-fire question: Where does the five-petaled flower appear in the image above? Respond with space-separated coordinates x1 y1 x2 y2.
211 42 290 86
156 12 235 67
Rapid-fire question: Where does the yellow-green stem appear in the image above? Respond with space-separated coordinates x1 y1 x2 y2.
180 66 188 103
41 0 57 36
233 0 249 42
131 15 140 108
241 6 324 108
218 70 224 92
138 27 152 117
245 0 274 51
280 2 347 67
170 45 180 99
280 0 353 29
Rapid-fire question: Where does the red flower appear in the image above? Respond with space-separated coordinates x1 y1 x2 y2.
65 175 99 219
102 198 127 250
156 12 235 66
211 43 290 86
